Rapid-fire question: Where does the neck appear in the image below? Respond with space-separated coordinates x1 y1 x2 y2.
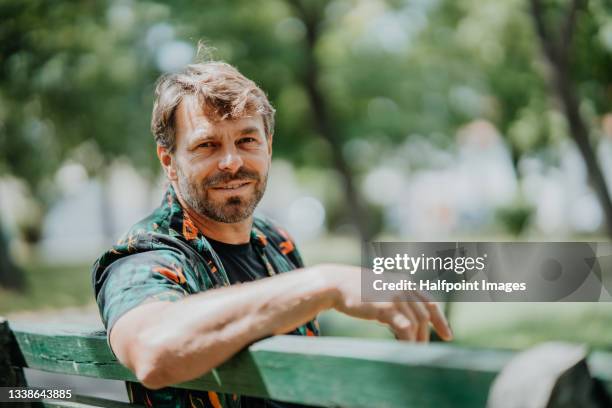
172 182 253 244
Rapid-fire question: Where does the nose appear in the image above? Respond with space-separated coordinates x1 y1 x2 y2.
218 146 244 174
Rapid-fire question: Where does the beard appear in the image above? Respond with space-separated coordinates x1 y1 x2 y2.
177 165 268 223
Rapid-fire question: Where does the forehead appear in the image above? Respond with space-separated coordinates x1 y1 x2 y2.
175 94 264 138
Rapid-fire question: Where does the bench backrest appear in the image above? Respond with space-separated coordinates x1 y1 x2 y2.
1 318 611 407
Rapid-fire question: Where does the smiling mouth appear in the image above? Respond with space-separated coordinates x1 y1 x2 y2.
212 181 252 190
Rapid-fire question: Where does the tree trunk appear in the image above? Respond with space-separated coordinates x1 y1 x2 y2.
288 0 373 242
0 215 26 290
530 0 612 238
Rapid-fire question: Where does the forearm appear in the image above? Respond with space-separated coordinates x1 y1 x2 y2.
132 266 336 388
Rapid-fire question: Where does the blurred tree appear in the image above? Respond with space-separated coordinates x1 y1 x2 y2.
496 202 534 236
0 0 162 286
529 0 612 237
286 0 373 240
0 0 610 291
0 227 24 289
166 0 376 239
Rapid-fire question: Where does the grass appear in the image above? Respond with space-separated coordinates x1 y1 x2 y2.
0 261 93 315
450 302 612 351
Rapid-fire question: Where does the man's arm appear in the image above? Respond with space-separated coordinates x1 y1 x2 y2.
110 264 452 390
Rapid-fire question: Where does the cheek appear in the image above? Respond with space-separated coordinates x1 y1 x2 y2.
184 157 216 178
246 159 270 177
246 150 271 170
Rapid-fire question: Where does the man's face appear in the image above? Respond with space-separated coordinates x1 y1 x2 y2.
167 94 272 223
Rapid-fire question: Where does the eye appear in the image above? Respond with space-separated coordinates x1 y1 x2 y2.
197 141 216 148
237 137 257 145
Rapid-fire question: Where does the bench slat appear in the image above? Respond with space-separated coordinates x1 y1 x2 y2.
8 322 505 407
41 394 144 408
7 322 612 408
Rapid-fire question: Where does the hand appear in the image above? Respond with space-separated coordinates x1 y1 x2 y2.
318 264 453 342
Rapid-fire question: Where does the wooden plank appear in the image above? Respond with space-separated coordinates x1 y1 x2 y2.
8 322 507 408
7 321 612 408
7 323 135 380
41 402 115 408
41 394 143 408
247 337 507 407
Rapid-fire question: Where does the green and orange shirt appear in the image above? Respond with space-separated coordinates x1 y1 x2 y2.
92 185 319 408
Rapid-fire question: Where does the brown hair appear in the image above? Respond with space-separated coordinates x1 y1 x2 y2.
151 60 275 152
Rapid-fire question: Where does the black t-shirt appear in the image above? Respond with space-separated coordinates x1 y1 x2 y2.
205 236 269 283
205 236 312 408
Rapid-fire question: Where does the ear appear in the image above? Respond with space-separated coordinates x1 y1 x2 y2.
157 144 178 181
266 133 273 157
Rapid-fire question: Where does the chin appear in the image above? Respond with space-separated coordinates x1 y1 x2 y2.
217 202 254 222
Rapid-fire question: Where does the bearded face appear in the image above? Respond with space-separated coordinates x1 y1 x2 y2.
164 95 273 225
176 164 268 223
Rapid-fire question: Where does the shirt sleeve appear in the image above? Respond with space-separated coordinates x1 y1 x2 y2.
94 250 194 337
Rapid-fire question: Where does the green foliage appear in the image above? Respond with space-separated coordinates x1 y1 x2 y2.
573 0 612 112
0 0 609 211
495 202 534 236
0 0 163 199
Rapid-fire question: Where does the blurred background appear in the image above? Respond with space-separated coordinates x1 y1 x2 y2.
1 0 612 386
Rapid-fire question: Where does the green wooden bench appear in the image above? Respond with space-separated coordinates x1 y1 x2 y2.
1 317 611 407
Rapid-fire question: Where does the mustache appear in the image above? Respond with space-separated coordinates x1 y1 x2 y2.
203 168 261 188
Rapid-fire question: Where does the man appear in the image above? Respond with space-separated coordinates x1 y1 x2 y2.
92 60 452 408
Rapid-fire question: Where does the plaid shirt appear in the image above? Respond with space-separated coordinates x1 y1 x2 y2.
92 185 319 408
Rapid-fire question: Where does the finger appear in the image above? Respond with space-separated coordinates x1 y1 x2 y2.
389 312 414 341
393 298 417 341
410 302 430 342
402 293 430 342
375 304 413 341
412 291 453 341
423 301 453 341
395 293 428 342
